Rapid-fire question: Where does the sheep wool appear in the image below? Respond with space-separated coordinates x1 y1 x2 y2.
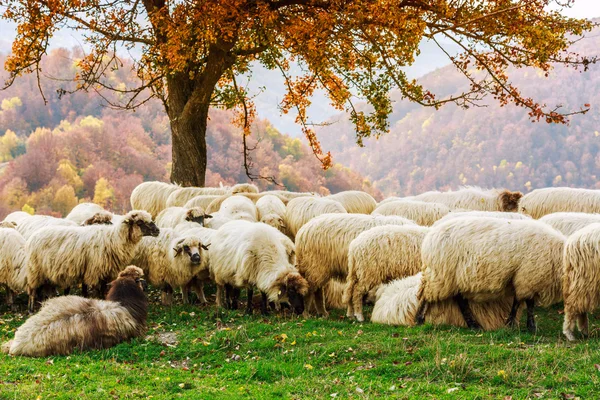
433 210 531 226
327 191 377 214
519 187 600 219
284 197 347 239
2 266 147 357
166 187 227 207
539 212 600 237
344 225 429 321
130 181 180 218
414 186 522 212
230 183 259 194
13 215 78 240
218 195 258 222
296 213 415 316
155 206 208 229
372 200 450 226
184 195 222 210
256 195 287 234
0 226 27 309
66 203 111 225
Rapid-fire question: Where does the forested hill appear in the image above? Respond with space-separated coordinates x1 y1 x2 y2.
317 25 600 197
0 49 379 217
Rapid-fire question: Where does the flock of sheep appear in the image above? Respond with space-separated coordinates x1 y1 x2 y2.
2 183 600 356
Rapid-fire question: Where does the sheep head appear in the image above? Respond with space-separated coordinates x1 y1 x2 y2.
260 214 286 234
82 211 113 226
116 265 147 291
172 236 209 266
185 207 212 226
499 190 523 212
123 210 159 240
230 183 259 194
276 272 309 315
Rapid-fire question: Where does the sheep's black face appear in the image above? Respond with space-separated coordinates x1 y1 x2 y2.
136 277 148 291
138 220 160 237
187 246 201 265
287 287 305 315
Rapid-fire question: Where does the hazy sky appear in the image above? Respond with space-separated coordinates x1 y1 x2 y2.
556 0 600 18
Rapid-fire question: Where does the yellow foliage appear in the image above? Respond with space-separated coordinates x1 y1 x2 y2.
53 185 78 217
79 115 104 130
0 130 21 162
553 175 563 185
57 159 84 193
93 178 115 208
21 204 35 215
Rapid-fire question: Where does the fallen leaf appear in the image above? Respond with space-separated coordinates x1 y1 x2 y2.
304 364 313 370
356 387 364 394
447 388 459 393
504 396 512 400
330 393 338 398
561 394 575 399
595 364 600 372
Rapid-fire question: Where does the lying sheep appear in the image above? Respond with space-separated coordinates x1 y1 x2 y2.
0 225 27 310
184 195 222 210
296 213 415 317
26 210 159 311
414 186 523 212
415 217 565 332
166 187 228 207
327 191 377 214
372 200 449 226
2 266 147 357
218 195 258 222
130 181 180 218
205 192 288 214
433 210 531 226
210 220 308 315
371 274 522 330
562 223 600 341
155 206 210 229
519 187 600 219
344 225 429 321
284 197 347 240
132 228 209 305
539 212 600 237
256 195 287 234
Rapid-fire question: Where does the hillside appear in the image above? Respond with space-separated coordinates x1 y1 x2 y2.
317 25 600 196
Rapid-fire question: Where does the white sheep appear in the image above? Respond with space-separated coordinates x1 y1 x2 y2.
210 220 308 315
262 190 317 200
432 210 531 226
10 215 77 240
0 225 27 310
296 213 415 317
256 195 287 234
327 191 377 214
155 206 210 229
174 224 215 304
66 203 108 224
26 210 159 311
519 187 600 219
372 200 449 226
205 192 289 214
562 223 600 340
344 225 429 321
132 228 209 305
416 217 565 332
218 195 258 222
184 195 222 210
414 186 523 212
378 196 416 205
3 211 32 224
371 274 522 330
166 187 228 207
130 181 181 218
539 212 600 237
230 183 259 194
284 197 347 240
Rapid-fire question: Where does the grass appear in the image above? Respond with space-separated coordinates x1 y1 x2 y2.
1 290 600 400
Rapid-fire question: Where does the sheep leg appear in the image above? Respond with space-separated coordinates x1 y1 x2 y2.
63 287 71 296
304 290 316 318
526 299 536 333
82 283 89 298
224 284 233 310
6 289 16 312
505 297 521 328
562 311 578 342
245 287 254 315
27 290 36 314
455 293 481 330
352 286 365 322
231 288 241 310
99 280 108 298
182 287 190 305
161 285 174 306
314 287 329 317
216 285 224 308
577 313 589 338
415 300 429 325
260 292 270 316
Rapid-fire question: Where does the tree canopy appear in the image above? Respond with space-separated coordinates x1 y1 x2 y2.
1 0 596 186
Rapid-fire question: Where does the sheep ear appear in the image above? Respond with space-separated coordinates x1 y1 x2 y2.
204 214 213 219
173 247 183 257
201 243 211 251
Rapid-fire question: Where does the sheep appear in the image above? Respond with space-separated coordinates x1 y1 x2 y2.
184 195 222 210
0 226 27 310
132 228 209 305
10 215 77 240
166 187 228 208
372 200 450 226
3 211 32 224
210 220 309 315
432 210 531 226
284 197 347 240
562 223 600 341
371 274 522 330
155 206 211 229
0 221 17 228
130 181 180 218
202 212 233 230
378 196 416 205
218 195 258 222
230 183 259 194
256 195 287 234
2 266 147 357
327 191 377 214
26 210 159 311
414 186 523 212
205 192 289 214
344 225 429 322
519 187 600 219
539 212 600 237
262 190 318 200
415 217 565 332
66 203 112 225
296 213 415 317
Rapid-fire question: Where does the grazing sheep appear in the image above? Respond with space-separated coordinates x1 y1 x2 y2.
26 210 159 311
284 197 347 240
562 223 600 341
166 187 228 208
132 228 209 305
230 183 259 194
328 191 377 214
415 217 565 332
433 210 531 226
256 195 287 234
344 225 429 322
205 192 288 214
0 226 27 310
210 220 308 315
296 213 415 317
2 266 147 357
519 187 600 219
371 274 522 330
130 181 180 218
155 206 210 229
539 212 600 237
414 187 523 212
372 200 450 226
218 196 258 222
184 195 222 210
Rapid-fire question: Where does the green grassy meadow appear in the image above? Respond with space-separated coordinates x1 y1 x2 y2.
1 292 599 399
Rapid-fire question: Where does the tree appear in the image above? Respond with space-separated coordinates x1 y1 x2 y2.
93 177 115 209
2 0 596 186
52 184 78 216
